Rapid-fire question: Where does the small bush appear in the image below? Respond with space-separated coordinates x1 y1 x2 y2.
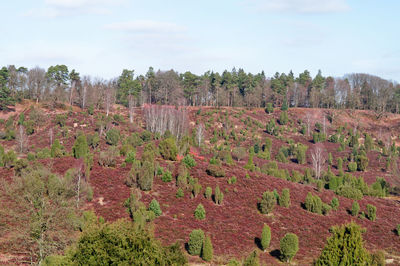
206 164 225 177
188 229 205 256
50 139 64 158
227 176 237 184
201 235 213 261
351 201 360 217
148 199 162 217
265 103 274 114
194 204 206 220
176 188 184 198
192 183 202 198
182 154 196 168
205 187 212 199
348 162 357 172
161 170 172 182
305 192 322 215
278 111 289 125
214 186 224 205
330 197 339 210
259 191 276 214
232 147 246 162
280 233 299 262
397 224 400 236
366 204 376 221
279 189 290 208
261 224 271 251
336 185 363 200
356 155 368 171
106 128 120 146
72 134 88 159
159 137 178 161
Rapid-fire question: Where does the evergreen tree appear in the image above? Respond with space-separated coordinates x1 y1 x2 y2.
194 204 206 220
315 222 371 265
148 199 162 217
201 235 213 261
260 224 271 251
279 189 290 208
280 233 299 262
72 134 88 159
188 229 205 256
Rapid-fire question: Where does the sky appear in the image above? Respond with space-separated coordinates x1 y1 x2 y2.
0 0 399 81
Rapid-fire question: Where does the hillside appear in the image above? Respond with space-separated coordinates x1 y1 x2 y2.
1 102 400 265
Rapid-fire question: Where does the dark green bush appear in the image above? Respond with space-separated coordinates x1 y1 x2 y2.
176 188 184 198
161 170 172 182
348 161 357 172
50 139 64 158
214 185 224 205
159 137 178 161
106 128 120 146
201 235 213 261
330 197 339 210
265 103 274 114
336 185 363 200
182 154 196 168
278 111 288 125
205 187 212 199
305 192 322 215
72 134 88 159
356 155 368 171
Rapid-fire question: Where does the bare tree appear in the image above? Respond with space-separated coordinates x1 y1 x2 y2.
104 80 116 117
143 105 188 139
311 145 325 180
128 94 135 123
16 125 28 153
196 123 204 147
27 67 46 103
49 128 53 147
305 112 312 136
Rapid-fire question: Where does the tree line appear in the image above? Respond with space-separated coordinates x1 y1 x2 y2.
0 64 399 113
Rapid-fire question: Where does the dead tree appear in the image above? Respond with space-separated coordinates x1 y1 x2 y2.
311 145 325 180
16 125 28 153
305 112 312 136
196 123 204 147
48 128 53 147
128 95 135 123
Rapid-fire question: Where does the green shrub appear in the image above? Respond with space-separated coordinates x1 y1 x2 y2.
278 111 288 125
194 204 206 220
161 170 172 182
159 137 178 161
364 134 373 151
243 250 260 266
138 161 154 191
330 197 339 210
125 150 136 163
266 120 277 135
261 224 271 251
227 176 237 184
72 134 88 159
55 114 67 127
201 235 213 261
280 233 299 262
87 133 100 149
371 251 385 266
356 155 368 171
214 186 224 205
205 187 212 199
313 132 326 143
305 192 322 215
265 103 274 114
348 162 357 172
322 203 332 215
279 189 290 208
244 153 255 171
397 224 400 236
276 150 288 163
295 144 308 164
366 204 376 221
336 185 363 200
176 188 184 198
259 191 276 214
106 128 120 146
182 154 196 168
232 147 247 161
351 201 360 217
315 222 371 266
148 199 162 217
188 229 205 255
50 139 64 158
62 219 186 265
192 183 202 198
206 164 225 177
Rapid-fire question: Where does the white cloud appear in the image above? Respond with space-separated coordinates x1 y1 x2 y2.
245 0 350 14
23 0 126 18
105 20 187 34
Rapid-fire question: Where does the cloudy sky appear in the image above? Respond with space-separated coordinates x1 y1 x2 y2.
0 0 399 81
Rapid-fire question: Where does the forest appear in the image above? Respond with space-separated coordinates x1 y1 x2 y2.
0 65 399 113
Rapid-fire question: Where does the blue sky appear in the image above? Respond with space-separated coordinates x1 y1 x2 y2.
0 0 399 81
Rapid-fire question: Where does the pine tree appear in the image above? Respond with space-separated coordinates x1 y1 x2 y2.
279 189 290 207
194 204 206 220
315 222 372 265
201 235 213 261
188 229 205 256
280 233 299 262
260 224 271 251
148 199 162 217
72 134 88 159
